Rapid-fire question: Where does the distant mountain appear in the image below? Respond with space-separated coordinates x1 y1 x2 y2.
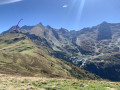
97 22 112 40
15 22 120 56
2 21 120 81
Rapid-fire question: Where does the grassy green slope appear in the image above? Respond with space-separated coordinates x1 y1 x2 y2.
0 31 98 80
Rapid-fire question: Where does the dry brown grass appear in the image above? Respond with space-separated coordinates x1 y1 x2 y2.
0 74 119 90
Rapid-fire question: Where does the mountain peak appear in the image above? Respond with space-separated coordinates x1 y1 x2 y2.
36 22 44 27
59 28 68 33
100 21 109 26
46 25 52 29
97 21 112 40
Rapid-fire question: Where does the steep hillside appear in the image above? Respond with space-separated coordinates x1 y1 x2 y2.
20 23 80 62
0 30 98 80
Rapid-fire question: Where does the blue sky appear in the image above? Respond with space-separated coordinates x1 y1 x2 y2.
0 0 120 33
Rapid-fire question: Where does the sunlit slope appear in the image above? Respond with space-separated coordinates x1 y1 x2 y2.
0 31 98 79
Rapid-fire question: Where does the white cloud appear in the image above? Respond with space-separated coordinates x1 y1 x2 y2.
63 5 68 8
0 0 22 5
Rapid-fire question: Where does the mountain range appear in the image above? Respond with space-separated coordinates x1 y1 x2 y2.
1 21 120 81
